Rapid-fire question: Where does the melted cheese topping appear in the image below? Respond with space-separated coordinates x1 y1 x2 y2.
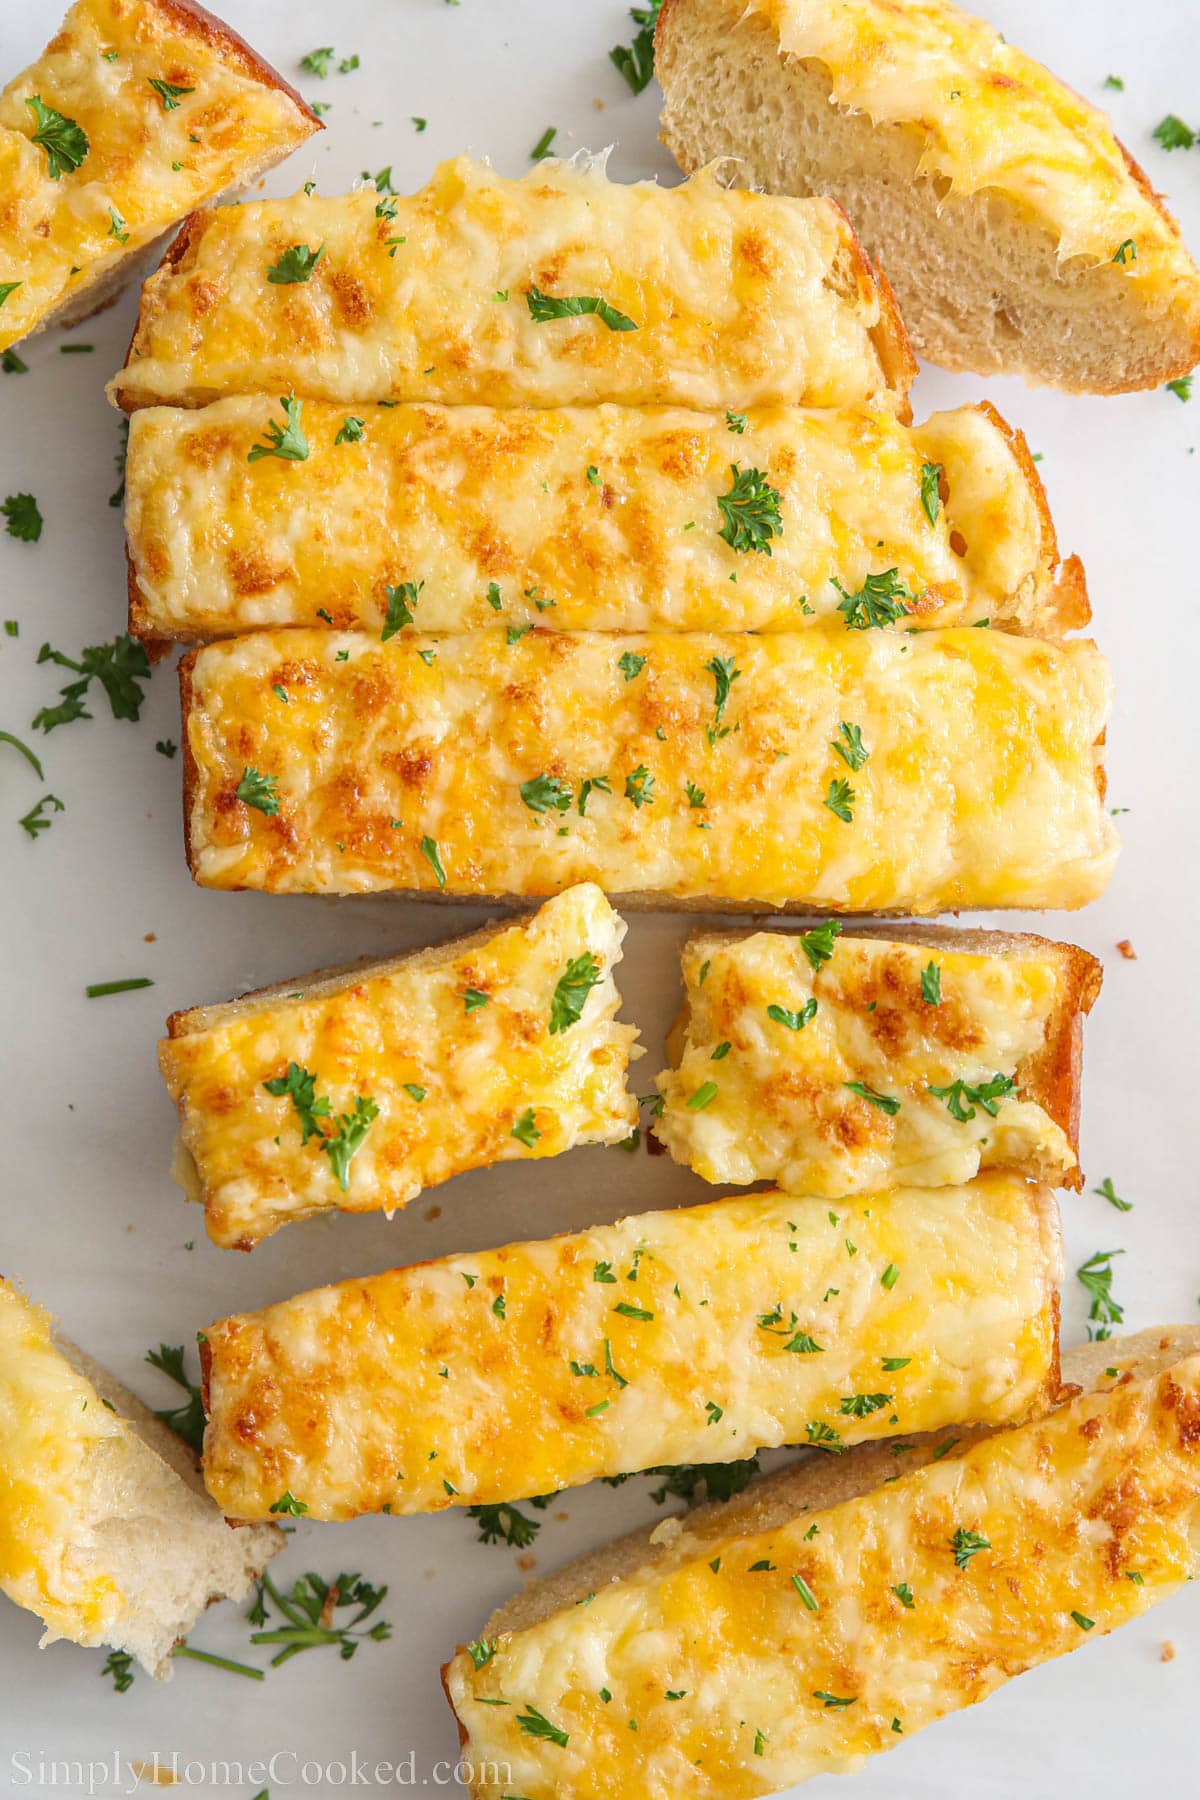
111 155 910 411
202 1173 1059 1521
0 0 317 351
447 1354 1200 1797
753 0 1194 281
0 1282 126 1643
126 398 1070 642
184 626 1117 913
656 931 1078 1193
159 884 638 1250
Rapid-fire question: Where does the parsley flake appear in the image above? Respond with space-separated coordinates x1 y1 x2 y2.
267 243 325 284
550 952 603 1033
26 97 88 178
716 464 783 555
526 286 637 331
248 394 309 463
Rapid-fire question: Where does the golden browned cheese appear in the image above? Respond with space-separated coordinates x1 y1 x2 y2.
124 397 1085 643
656 927 1099 1195
750 0 1199 289
109 155 914 411
181 626 1118 913
0 0 318 351
445 1349 1200 1797
159 884 638 1250
201 1173 1061 1522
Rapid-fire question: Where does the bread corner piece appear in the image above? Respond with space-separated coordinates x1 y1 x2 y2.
0 1278 282 1677
445 1326 1200 1794
656 0 1200 393
0 0 321 353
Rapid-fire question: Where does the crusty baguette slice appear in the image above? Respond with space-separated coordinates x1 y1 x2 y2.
0 1279 281 1678
0 0 320 353
445 1327 1200 1796
159 883 639 1250
108 153 915 414
656 923 1101 1195
179 626 1118 914
124 396 1086 652
201 1171 1062 1523
656 0 1200 394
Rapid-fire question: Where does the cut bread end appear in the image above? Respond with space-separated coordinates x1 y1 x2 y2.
656 0 1200 393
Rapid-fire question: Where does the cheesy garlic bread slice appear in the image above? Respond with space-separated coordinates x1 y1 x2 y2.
445 1328 1200 1799
0 1280 281 1677
657 0 1200 393
159 884 637 1250
109 154 915 413
656 924 1101 1196
125 398 1086 648
180 626 1118 913
201 1172 1062 1523
0 0 319 353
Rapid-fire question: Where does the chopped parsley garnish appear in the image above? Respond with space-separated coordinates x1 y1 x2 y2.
31 635 151 732
335 415 365 444
549 952 603 1033
269 1490 309 1516
250 1570 391 1663
463 988 489 1012
578 774 611 815
26 97 88 178
881 1355 911 1371
920 961 941 1005
647 1458 759 1504
716 464 783 555
102 1649 135 1693
2 493 42 542
20 793 64 840
236 767 280 816
844 1080 900 1115
247 394 309 463
530 126 558 161
686 1081 718 1111
525 286 637 331
881 1264 901 1290
1104 73 1125 89
382 579 423 637
609 0 661 94
767 999 817 1031
833 568 913 629
0 283 21 310
1071 1611 1095 1631
267 243 325 284
517 1705 569 1747
685 779 706 808
107 206 129 245
832 721 869 770
892 1582 915 1608
1167 374 1193 401
511 1107 541 1148
467 1639 496 1669
412 116 427 132
1077 1248 1125 1340
1 348 27 372
145 1344 205 1455
950 1527 991 1568
1093 1176 1133 1212
1153 114 1196 150
824 777 855 823
402 1084 426 1103
725 410 747 434
839 1391 892 1417
263 1061 331 1143
521 772 573 814
614 1301 653 1322
704 654 741 743
919 460 943 526
618 651 647 682
593 1261 617 1283
813 1691 856 1709
624 764 654 807
469 1501 542 1548
148 78 195 110
300 46 334 76
322 1096 379 1190
928 1073 1015 1121
1113 239 1137 264
805 1420 844 1453
84 976 153 997
791 1574 819 1611
799 920 840 970
420 835 446 887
